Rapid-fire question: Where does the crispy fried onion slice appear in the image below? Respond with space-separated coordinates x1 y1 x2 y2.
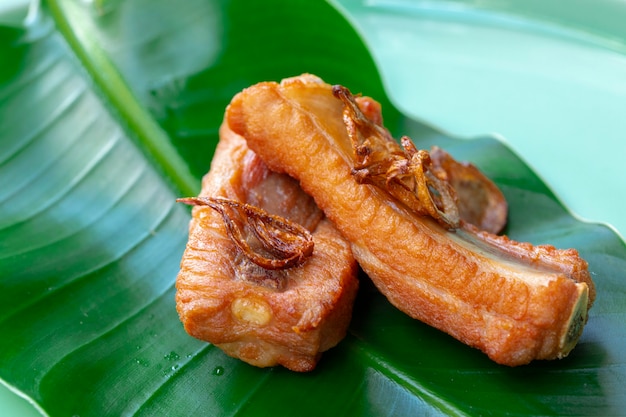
332 85 460 229
177 196 314 270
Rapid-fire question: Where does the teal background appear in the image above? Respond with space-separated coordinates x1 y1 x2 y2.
335 0 626 242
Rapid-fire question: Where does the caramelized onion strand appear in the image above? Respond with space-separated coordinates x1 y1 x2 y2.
177 196 314 270
332 85 460 229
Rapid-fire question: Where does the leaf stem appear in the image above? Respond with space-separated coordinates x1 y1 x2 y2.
44 0 200 197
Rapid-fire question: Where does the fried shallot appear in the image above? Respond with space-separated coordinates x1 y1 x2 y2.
226 73 595 366
175 123 358 372
429 146 508 234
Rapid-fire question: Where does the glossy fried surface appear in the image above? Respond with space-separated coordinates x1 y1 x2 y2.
175 123 359 372
226 74 594 366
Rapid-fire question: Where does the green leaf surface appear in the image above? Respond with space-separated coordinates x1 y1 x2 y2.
1 0 625 416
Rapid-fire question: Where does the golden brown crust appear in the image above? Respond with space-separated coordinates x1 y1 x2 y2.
226 73 594 366
175 122 359 371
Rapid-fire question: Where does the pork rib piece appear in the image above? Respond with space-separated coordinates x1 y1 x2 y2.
175 122 359 372
226 74 594 366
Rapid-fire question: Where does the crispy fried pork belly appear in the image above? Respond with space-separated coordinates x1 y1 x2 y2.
226 74 595 366
175 123 359 372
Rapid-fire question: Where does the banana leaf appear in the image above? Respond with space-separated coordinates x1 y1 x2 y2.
1 0 625 416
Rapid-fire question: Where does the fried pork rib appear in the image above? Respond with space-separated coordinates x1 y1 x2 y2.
175 123 359 372
226 74 595 366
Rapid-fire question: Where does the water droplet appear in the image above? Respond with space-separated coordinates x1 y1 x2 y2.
212 366 224 376
135 358 150 367
164 351 180 361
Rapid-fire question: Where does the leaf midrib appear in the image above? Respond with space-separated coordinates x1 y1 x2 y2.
45 0 200 198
